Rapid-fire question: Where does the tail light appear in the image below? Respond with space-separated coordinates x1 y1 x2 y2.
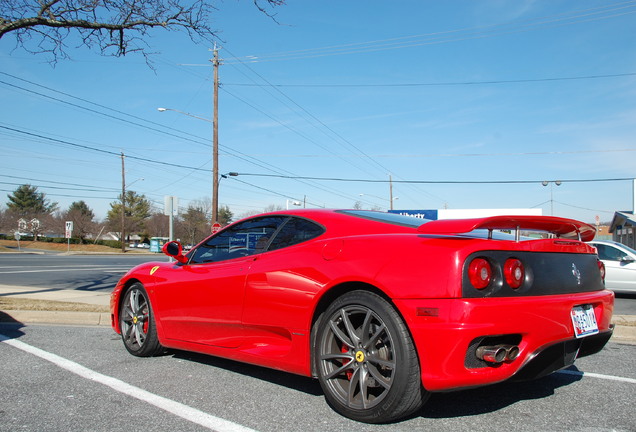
597 259 606 282
468 258 492 289
504 258 525 289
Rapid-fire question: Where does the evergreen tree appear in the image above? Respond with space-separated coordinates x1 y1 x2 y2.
180 204 209 246
218 205 234 226
107 191 151 241
6 184 58 218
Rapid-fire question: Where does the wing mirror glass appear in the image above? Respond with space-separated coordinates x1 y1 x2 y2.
162 240 188 263
621 255 635 264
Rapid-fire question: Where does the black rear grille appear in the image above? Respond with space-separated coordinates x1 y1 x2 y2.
462 251 604 298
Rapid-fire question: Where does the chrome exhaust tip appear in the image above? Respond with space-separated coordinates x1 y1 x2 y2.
505 345 520 362
476 344 520 364
476 345 507 364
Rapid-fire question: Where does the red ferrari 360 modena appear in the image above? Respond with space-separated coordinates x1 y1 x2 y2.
110 209 613 423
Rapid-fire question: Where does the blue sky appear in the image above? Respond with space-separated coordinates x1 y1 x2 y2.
1 0 635 224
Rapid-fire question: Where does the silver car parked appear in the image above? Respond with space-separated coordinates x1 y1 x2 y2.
588 240 636 293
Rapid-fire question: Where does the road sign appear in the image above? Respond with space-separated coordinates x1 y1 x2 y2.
65 221 73 239
211 222 222 234
164 196 178 216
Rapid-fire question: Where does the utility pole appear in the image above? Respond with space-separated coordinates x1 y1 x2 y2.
120 152 126 253
211 45 220 227
389 174 394 210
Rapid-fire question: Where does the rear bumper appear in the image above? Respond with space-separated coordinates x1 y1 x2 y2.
394 289 614 391
511 328 613 382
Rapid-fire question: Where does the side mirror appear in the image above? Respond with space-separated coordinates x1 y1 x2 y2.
621 255 635 264
162 241 188 263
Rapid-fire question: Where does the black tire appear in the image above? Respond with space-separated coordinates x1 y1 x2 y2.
314 290 428 423
119 282 163 357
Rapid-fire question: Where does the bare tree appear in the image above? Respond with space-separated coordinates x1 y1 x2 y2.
178 203 209 246
1 0 284 64
145 211 169 238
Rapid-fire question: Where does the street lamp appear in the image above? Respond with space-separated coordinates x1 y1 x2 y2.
541 180 562 216
359 193 399 210
158 107 219 227
157 107 211 123
286 199 302 210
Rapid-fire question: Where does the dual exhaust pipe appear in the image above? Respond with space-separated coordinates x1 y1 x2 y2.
476 344 520 364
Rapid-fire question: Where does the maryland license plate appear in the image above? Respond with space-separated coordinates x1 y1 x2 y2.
571 305 599 338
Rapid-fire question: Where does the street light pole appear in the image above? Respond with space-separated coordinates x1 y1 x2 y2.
542 180 562 216
157 48 220 229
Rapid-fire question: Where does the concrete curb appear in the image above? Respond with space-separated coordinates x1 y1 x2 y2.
0 310 111 326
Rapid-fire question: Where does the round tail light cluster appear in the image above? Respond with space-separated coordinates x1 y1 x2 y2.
468 257 526 290
504 258 525 289
468 258 492 290
597 259 606 282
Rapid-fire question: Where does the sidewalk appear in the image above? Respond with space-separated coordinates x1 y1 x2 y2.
0 284 111 326
0 284 635 343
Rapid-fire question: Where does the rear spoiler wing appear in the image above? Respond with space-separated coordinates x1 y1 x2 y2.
417 215 596 242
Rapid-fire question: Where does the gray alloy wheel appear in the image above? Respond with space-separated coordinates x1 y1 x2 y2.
119 283 162 357
315 290 428 423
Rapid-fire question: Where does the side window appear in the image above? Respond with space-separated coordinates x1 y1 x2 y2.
596 244 627 261
188 216 286 264
268 217 325 251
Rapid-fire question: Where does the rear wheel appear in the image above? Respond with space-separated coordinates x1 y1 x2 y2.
314 290 428 423
119 282 163 357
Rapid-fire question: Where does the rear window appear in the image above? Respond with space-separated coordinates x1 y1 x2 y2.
339 210 430 228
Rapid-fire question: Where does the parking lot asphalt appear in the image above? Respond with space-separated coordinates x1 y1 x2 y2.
0 283 634 343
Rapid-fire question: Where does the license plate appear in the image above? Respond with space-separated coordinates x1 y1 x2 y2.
570 305 599 338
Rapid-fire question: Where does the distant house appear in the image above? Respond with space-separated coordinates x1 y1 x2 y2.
609 211 636 249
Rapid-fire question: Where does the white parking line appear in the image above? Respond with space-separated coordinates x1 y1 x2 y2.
557 369 636 384
0 334 259 432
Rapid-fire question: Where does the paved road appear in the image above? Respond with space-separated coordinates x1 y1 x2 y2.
0 253 168 291
1 324 634 432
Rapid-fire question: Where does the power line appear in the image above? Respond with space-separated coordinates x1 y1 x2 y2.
222 47 440 205
224 72 636 88
0 174 120 192
0 180 117 193
0 71 373 205
0 124 351 207
232 172 635 185
0 188 117 201
224 1 636 64
203 147 636 158
0 125 207 171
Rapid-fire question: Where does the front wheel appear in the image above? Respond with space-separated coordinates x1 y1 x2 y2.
119 282 163 357
314 290 428 423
